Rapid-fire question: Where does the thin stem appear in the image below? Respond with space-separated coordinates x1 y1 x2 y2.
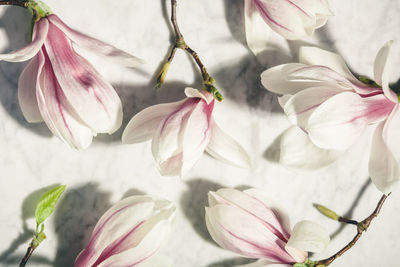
19 245 35 267
0 1 27 7
157 0 223 100
338 216 358 226
315 194 388 266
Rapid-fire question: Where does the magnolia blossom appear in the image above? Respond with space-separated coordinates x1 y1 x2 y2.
244 0 333 54
261 41 399 194
0 13 142 149
122 88 251 176
205 188 330 265
74 195 176 267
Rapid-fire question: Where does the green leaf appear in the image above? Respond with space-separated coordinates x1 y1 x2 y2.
35 185 66 225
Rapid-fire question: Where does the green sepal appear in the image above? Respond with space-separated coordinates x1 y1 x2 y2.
27 0 52 21
35 184 66 226
358 76 380 88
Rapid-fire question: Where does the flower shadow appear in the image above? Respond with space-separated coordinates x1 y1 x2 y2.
207 257 255 267
0 6 53 138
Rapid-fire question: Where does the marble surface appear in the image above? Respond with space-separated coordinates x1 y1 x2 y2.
0 0 400 266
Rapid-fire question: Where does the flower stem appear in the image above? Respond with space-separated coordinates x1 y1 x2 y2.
19 245 35 267
156 0 223 101
314 194 389 266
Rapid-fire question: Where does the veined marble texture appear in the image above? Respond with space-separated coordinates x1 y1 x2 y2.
0 0 399 266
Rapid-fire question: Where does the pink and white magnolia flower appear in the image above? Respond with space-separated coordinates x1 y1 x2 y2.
0 13 142 149
244 0 333 55
261 41 399 194
122 88 251 176
74 195 176 267
205 188 330 265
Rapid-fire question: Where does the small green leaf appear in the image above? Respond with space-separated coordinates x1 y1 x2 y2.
35 185 66 225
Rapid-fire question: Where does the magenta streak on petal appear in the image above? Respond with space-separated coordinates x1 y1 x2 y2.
286 0 311 17
41 46 74 139
218 222 295 263
46 23 112 120
359 90 384 98
87 202 142 250
254 0 294 33
92 221 145 266
159 98 199 133
214 194 289 244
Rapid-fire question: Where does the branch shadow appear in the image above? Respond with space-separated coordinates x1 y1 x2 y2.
0 6 52 138
327 178 372 240
0 184 58 264
207 257 255 267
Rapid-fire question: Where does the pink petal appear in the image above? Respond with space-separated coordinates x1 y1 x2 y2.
122 99 186 144
18 55 43 122
48 14 144 67
36 49 93 149
205 204 295 263
0 18 49 62
307 92 395 150
181 99 214 175
44 22 122 134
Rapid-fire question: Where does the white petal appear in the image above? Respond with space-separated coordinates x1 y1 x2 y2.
306 92 369 150
261 63 352 96
299 46 359 84
0 19 48 62
44 23 122 134
369 107 400 194
36 51 93 150
286 220 330 257
18 56 43 122
184 87 212 103
206 118 251 168
283 86 343 128
279 127 343 170
373 41 397 103
48 14 144 67
244 0 271 55
122 100 185 144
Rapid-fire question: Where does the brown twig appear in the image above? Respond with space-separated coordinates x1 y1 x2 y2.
0 1 27 7
315 194 388 266
157 0 223 100
19 244 35 267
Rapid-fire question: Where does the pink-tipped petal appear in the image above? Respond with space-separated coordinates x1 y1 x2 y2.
280 127 343 170
48 14 144 67
181 100 214 175
307 92 395 150
373 41 397 103
205 205 295 263
369 106 400 194
122 100 186 144
44 23 122 134
0 18 49 62
36 50 93 150
18 55 43 122
184 87 213 103
206 118 251 168
244 0 271 55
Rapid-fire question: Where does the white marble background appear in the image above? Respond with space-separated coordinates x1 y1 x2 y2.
0 0 400 266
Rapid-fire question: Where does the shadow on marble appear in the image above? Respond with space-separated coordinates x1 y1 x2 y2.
53 183 112 266
0 184 58 263
263 130 283 163
207 257 255 267
0 7 53 138
327 178 372 240
181 178 252 246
